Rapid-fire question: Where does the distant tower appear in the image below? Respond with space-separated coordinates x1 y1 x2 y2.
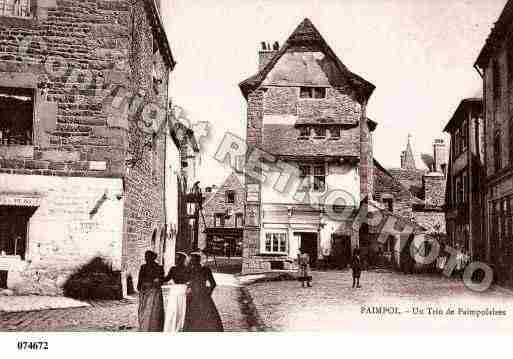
433 139 447 174
400 134 416 170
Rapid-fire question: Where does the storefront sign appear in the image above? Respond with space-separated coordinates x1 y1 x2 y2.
0 194 41 207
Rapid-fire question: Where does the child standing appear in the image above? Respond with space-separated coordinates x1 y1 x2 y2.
298 248 312 288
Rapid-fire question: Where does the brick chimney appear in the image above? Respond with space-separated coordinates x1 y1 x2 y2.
259 41 279 71
433 139 447 174
423 173 445 208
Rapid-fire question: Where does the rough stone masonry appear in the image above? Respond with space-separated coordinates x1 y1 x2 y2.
0 0 175 297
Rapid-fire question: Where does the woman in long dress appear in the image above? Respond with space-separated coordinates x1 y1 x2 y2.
163 252 190 332
137 250 164 332
183 253 223 332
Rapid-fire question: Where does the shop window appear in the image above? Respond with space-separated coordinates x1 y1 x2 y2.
299 86 326 99
225 190 235 204
264 232 288 254
0 87 34 145
0 0 31 18
0 207 30 260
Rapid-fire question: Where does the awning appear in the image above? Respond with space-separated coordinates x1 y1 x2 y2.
0 192 41 207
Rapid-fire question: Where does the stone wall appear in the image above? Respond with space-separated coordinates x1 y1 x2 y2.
424 174 446 208
0 0 172 295
198 173 245 250
0 0 132 177
121 0 169 293
374 164 413 220
0 173 124 296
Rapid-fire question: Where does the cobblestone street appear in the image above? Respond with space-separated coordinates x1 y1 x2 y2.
0 275 256 332
246 269 513 332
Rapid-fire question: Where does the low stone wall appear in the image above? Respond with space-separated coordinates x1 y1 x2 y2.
242 256 298 274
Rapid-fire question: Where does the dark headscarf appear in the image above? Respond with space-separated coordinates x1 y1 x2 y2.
145 250 158 263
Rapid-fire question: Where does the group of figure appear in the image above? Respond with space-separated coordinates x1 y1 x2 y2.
297 247 363 289
137 251 223 332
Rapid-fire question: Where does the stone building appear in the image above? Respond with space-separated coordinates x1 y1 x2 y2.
443 98 485 260
239 18 378 273
0 0 177 297
199 172 245 257
388 137 448 237
475 0 513 284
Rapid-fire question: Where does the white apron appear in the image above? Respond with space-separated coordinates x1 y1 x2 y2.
162 284 187 332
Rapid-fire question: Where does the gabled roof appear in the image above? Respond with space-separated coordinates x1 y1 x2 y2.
239 18 375 101
443 98 483 133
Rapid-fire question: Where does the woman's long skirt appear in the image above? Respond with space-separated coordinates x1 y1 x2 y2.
163 284 187 332
138 287 164 332
184 290 223 332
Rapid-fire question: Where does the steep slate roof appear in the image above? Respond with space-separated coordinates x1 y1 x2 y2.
239 18 375 101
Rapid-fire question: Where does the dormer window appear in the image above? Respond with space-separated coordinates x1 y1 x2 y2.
298 126 310 139
0 0 31 18
300 87 326 99
330 127 341 139
313 127 326 138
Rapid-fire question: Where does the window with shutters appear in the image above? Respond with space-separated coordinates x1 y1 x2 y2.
0 0 31 18
0 87 34 146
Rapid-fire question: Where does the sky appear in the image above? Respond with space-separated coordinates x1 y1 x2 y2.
162 0 507 186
